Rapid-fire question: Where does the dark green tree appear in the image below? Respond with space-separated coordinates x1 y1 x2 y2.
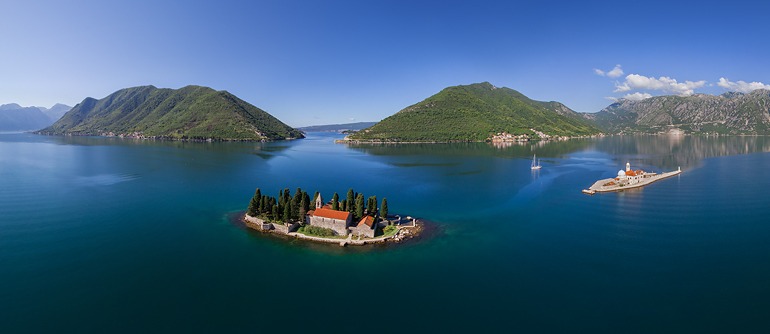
283 188 291 207
354 193 365 220
340 199 347 212
254 188 263 212
302 192 310 211
272 204 279 221
299 194 308 222
367 195 377 216
283 202 291 223
380 198 388 219
293 187 302 207
331 192 339 210
247 197 258 216
261 195 269 214
346 188 355 213
247 188 260 216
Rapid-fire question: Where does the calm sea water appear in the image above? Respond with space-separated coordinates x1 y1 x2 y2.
1 132 770 332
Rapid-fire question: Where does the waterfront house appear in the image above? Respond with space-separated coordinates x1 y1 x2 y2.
306 195 352 235
350 215 377 238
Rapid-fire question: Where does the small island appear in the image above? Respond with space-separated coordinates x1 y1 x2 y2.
582 162 682 194
242 187 422 246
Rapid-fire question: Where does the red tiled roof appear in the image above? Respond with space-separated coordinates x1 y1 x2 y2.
312 207 351 221
358 216 375 228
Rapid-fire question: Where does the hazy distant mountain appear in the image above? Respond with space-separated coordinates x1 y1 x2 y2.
0 103 54 131
38 85 303 141
587 90 770 134
39 103 72 122
347 82 601 142
298 122 377 133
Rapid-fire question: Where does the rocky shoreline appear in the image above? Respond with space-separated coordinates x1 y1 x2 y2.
239 212 428 247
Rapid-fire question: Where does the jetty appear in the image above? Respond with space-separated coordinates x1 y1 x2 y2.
583 162 681 194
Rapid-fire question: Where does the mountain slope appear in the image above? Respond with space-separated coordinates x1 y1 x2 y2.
39 85 303 141
0 103 53 131
39 103 72 122
588 90 770 134
347 82 601 142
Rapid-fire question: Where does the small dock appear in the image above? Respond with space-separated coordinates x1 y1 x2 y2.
583 168 681 194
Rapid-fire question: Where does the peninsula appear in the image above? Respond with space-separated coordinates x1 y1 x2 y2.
242 187 422 246
37 85 303 141
582 162 682 194
342 82 602 143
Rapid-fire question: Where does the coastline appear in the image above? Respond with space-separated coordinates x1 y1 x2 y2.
240 212 426 247
33 131 304 142
336 134 604 145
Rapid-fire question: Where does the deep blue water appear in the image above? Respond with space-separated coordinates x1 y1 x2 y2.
1 132 770 332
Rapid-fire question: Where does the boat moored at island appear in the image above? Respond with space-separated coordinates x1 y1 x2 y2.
582 162 681 194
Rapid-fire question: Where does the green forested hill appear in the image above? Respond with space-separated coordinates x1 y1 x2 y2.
38 85 303 141
347 82 601 142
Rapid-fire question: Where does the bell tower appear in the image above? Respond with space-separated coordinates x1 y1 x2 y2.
315 194 323 209
626 162 631 172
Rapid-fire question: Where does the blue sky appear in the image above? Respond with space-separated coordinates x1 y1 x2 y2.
2 0 770 126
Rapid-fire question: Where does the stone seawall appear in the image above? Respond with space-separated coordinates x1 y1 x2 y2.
243 215 299 234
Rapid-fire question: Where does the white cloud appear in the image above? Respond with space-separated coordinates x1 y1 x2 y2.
622 92 653 101
717 77 770 93
594 64 624 78
614 74 706 96
606 65 624 78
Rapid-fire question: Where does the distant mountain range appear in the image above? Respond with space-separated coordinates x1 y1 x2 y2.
9 82 770 140
38 85 303 141
346 82 601 142
298 122 377 133
0 103 71 131
586 90 770 134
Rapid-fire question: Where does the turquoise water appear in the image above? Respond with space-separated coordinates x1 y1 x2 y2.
2 132 770 332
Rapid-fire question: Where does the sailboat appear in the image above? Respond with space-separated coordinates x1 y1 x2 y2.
530 154 541 170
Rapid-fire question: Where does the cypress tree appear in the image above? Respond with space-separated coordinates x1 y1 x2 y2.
283 188 291 207
299 195 308 222
272 205 279 221
355 193 365 220
261 195 270 214
293 187 302 207
253 189 262 214
303 192 310 211
367 195 377 216
283 203 291 223
380 198 388 219
340 199 347 212
331 192 339 210
347 189 355 213
247 195 259 216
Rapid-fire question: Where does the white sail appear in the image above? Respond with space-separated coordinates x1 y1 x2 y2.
531 154 541 170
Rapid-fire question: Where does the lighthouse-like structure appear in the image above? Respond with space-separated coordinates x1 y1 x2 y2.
626 162 631 172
